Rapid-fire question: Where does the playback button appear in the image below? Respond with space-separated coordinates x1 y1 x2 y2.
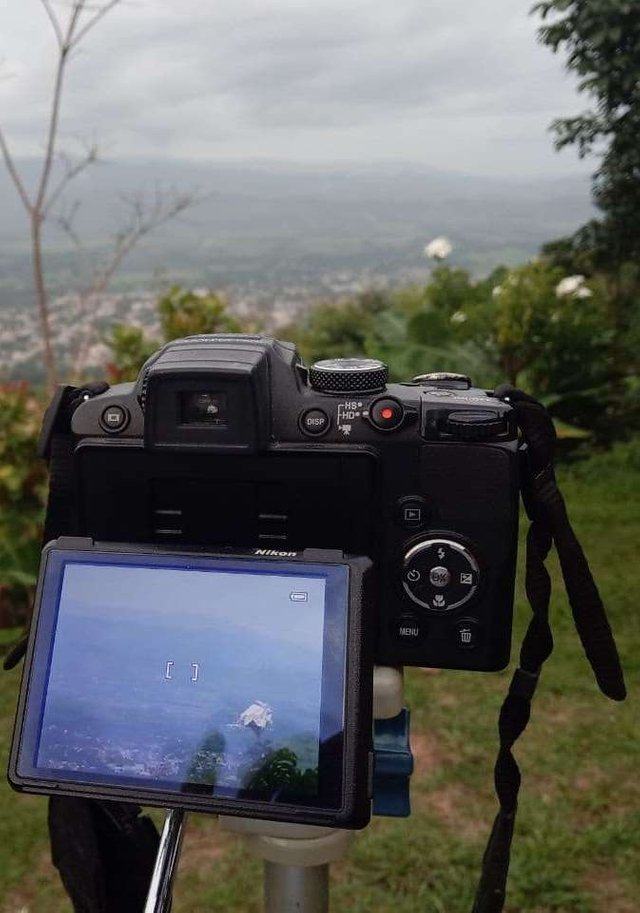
396 495 429 530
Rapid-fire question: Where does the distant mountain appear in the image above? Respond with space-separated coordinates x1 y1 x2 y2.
0 158 593 297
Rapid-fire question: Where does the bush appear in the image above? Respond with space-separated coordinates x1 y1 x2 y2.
0 383 47 626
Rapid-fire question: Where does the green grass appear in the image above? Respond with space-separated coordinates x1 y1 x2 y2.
0 443 638 912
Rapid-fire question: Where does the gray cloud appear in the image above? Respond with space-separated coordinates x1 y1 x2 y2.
0 0 591 176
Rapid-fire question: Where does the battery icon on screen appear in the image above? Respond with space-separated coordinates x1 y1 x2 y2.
290 592 309 602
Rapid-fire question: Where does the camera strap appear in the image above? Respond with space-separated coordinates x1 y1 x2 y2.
471 385 626 913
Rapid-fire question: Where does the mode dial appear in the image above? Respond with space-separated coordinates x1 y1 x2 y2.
413 372 471 390
309 358 389 394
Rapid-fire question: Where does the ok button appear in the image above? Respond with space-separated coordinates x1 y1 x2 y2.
429 566 451 588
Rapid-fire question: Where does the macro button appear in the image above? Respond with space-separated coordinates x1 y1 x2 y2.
300 408 330 437
369 397 404 431
100 405 129 433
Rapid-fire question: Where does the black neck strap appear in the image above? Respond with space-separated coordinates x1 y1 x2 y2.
471 386 626 913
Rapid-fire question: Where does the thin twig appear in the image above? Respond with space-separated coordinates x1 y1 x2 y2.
43 145 98 217
39 0 64 50
34 1 84 211
72 189 202 371
54 200 84 249
70 0 122 49
0 128 32 212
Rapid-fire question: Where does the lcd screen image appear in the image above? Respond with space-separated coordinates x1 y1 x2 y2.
34 561 331 801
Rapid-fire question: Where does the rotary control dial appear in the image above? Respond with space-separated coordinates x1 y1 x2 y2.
443 410 506 441
402 538 480 612
309 357 389 394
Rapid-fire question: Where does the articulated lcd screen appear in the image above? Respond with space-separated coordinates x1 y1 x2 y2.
17 551 349 808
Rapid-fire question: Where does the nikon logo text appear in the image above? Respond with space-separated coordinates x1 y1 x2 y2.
254 548 297 557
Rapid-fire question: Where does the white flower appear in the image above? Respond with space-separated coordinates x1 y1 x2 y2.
424 237 452 260
492 286 502 299
237 701 273 733
556 275 586 298
451 310 467 323
192 287 210 298
574 285 593 298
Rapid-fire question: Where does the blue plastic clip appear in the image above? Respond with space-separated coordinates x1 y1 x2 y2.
372 708 413 817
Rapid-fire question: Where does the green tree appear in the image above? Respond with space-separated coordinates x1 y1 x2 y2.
106 287 243 382
533 1 640 436
533 0 640 265
283 289 394 366
157 287 243 342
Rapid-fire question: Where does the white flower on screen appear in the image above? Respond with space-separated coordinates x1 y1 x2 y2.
424 237 453 260
450 311 467 323
492 286 502 299
556 275 587 298
192 287 209 298
237 701 273 734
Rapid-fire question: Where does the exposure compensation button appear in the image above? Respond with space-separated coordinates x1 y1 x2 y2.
401 538 480 612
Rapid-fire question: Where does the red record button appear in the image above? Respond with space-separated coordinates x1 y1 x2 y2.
370 397 404 430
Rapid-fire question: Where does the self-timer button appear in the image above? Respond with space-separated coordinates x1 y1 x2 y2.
369 397 404 431
100 404 129 433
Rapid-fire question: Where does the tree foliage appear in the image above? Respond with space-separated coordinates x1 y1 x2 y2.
533 0 640 264
106 287 243 383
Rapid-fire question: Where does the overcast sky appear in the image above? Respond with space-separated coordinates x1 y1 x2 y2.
0 0 591 178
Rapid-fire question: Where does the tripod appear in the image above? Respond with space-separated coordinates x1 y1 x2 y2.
144 666 406 913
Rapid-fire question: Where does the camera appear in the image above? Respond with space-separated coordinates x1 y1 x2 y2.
9 333 521 828
69 333 521 672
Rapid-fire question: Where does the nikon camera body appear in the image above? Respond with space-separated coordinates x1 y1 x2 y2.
58 334 521 672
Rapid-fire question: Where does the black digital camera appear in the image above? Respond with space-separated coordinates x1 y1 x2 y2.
65 333 521 672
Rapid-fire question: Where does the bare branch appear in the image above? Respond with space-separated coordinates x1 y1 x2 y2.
71 188 203 374
40 0 64 50
34 2 85 211
54 199 84 249
93 187 199 294
70 0 123 49
0 127 32 213
43 144 99 217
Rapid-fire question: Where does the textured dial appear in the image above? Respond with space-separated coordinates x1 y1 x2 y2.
443 410 506 440
309 357 389 393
